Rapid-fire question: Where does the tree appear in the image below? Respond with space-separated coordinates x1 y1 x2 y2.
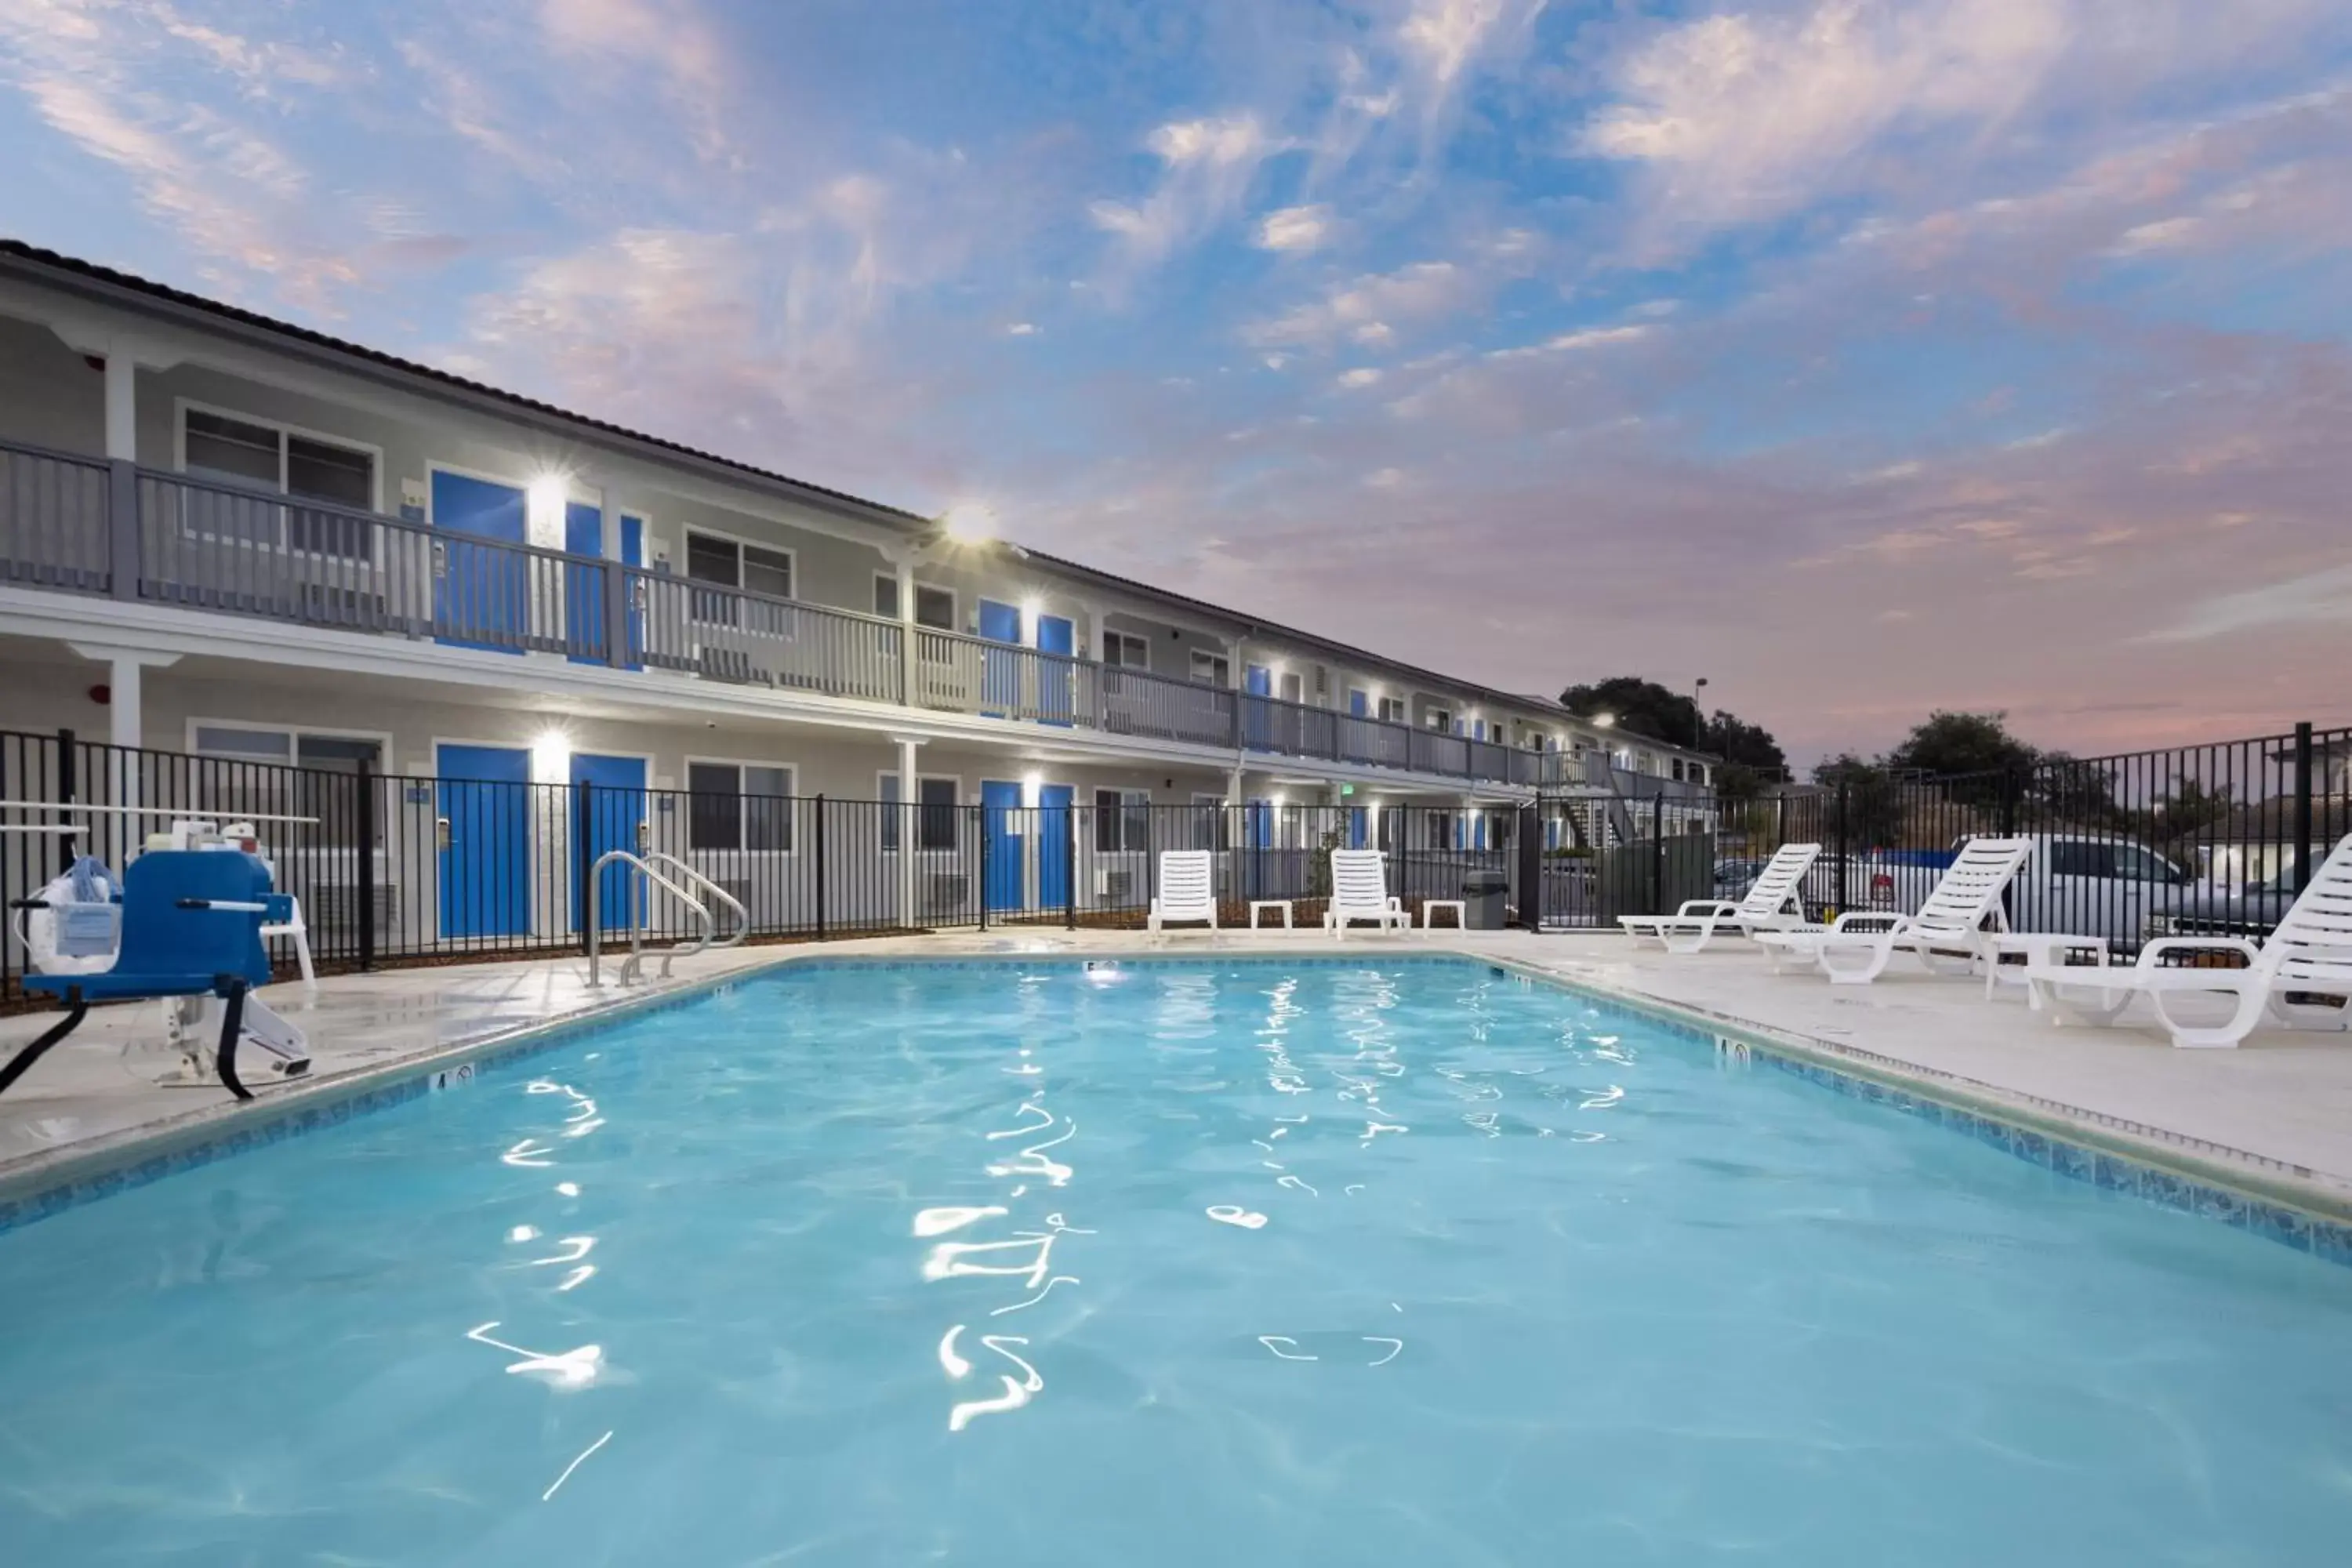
1885 711 2040 779
1559 676 1703 749
1811 753 1903 849
1704 711 1788 778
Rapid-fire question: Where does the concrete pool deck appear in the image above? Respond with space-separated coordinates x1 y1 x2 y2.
5 928 2351 1216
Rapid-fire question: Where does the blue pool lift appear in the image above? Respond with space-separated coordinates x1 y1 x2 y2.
4 850 306 1102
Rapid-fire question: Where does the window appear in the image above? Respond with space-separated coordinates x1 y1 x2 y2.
181 407 376 557
1094 789 1151 852
2047 841 2117 879
1428 811 1455 851
192 723 383 772
1190 650 1231 686
190 723 384 847
919 778 960 851
1189 792 1231 852
1313 666 1330 703
874 576 956 629
1427 707 1453 732
688 532 793 601
1104 632 1150 670
687 761 794 851
1377 696 1406 724
880 772 902 853
1279 672 1303 705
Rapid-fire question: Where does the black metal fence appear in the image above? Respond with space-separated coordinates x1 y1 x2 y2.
1717 721 2351 952
1 731 1533 1004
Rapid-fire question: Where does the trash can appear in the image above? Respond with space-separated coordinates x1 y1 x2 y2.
1463 869 1510 930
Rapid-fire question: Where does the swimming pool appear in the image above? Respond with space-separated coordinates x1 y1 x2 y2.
2 956 2347 1565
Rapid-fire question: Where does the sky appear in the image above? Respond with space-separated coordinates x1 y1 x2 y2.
3 0 2349 765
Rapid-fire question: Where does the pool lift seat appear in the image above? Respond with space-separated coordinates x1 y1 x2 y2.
3 850 311 1102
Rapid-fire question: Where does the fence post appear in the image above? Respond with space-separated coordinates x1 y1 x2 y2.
1650 790 1665 915
1515 804 1542 931
107 459 138 603
2294 720 2315 895
356 761 377 971
575 779 595 957
603 561 630 668
1998 768 2021 839
1833 779 1851 916
815 796 829 939
1064 801 1078 930
977 805 989 932
55 728 77 876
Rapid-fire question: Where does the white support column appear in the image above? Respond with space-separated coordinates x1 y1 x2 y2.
1227 764 1244 805
895 734 924 924
103 352 136 460
66 644 181 822
895 556 917 707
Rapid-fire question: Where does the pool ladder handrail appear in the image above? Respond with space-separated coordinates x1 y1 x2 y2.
586 851 740 986
637 851 748 950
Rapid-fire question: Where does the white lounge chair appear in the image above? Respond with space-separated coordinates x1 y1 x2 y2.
2024 833 2352 1048
1324 849 1410 938
1754 837 2035 986
1147 851 1218 938
1619 842 1821 953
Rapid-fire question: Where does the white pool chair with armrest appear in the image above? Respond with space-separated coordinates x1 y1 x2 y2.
1147 850 1218 938
2024 833 2352 1048
1620 842 1820 953
1753 837 2035 986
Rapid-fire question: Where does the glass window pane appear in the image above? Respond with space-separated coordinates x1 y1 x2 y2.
873 576 898 617
914 586 955 630
1094 789 1122 852
918 777 958 851
880 772 900 852
295 735 381 772
184 411 280 487
194 724 292 760
286 436 373 509
744 794 791 852
685 534 739 586
687 762 742 850
742 545 791 600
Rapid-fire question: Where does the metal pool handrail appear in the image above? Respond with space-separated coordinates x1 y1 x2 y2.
637 852 749 949
587 851 713 986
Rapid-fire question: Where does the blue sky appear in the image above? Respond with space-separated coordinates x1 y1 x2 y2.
4 0 2349 760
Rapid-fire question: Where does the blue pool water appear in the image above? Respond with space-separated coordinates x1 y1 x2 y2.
2 957 2349 1566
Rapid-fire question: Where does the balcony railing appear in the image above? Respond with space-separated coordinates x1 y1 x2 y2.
0 438 1552 787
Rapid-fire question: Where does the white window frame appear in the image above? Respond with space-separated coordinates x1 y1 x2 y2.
873 572 957 630
175 397 387 513
175 397 386 561
1189 650 1232 687
186 717 394 768
683 755 799 855
879 771 965 855
1092 787 1152 853
1103 630 1151 670
684 526 796 600
1377 696 1406 724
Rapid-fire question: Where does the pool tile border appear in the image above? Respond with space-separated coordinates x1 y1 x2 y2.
5 945 2352 1270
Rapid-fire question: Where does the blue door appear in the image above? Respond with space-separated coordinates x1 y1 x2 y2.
1349 690 1368 717
437 744 530 938
432 471 528 653
572 753 647 933
978 599 1022 716
620 514 644 669
1037 783 1074 909
982 780 1024 913
1348 806 1369 849
1243 663 1273 750
1037 614 1075 726
563 500 603 665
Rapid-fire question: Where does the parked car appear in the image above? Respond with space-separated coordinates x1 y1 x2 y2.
1804 833 2194 948
1713 858 1767 897
2144 859 2304 943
